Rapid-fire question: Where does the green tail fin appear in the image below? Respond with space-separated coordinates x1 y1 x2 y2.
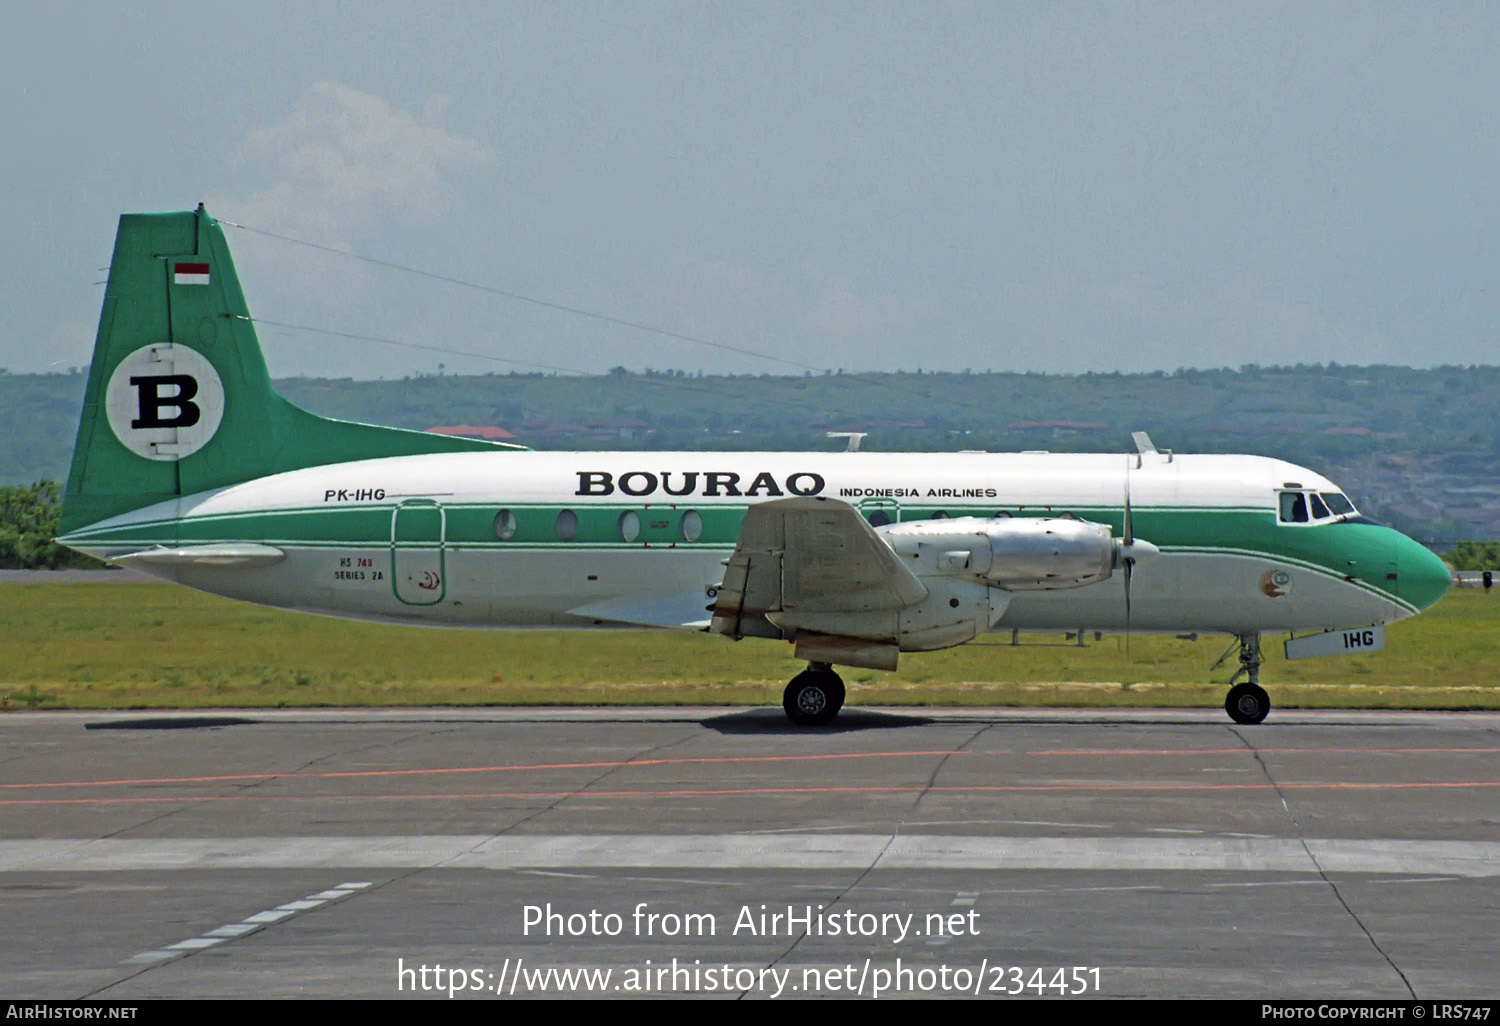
62 206 515 533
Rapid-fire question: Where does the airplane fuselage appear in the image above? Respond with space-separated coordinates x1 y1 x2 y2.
62 449 1450 638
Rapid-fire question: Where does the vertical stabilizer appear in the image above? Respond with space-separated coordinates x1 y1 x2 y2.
62 207 515 534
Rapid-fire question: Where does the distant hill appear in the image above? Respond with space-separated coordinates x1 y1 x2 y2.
5 363 1498 543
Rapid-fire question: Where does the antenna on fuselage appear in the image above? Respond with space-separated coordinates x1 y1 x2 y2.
1132 430 1172 465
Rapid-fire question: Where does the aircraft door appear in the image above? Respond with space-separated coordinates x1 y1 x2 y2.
391 500 446 605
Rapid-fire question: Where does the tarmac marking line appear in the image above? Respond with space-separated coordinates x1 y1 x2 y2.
119 882 371 966
10 747 1496 792
9 779 1500 807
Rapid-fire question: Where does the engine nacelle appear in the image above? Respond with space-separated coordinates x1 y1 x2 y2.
880 516 1127 591
776 575 1003 662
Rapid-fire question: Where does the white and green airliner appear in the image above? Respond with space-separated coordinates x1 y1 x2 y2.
58 207 1452 726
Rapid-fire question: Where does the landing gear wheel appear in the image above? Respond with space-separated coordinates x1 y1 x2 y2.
1225 682 1271 725
783 668 845 727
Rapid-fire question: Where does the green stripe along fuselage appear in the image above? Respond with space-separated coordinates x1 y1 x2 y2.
58 449 1452 636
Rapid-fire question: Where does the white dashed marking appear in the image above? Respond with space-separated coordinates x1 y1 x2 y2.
122 882 373 965
167 937 225 950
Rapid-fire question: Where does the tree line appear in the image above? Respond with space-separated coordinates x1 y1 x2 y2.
1445 541 1500 571
0 481 102 569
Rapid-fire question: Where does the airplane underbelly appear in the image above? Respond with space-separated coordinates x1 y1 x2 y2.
161 546 731 629
997 552 1398 634
140 545 1398 637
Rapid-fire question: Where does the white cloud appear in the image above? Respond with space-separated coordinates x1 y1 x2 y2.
217 80 492 243
202 82 495 374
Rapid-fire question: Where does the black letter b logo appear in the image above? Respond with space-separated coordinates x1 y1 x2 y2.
130 374 201 429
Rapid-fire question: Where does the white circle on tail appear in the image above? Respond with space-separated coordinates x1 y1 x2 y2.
104 344 225 461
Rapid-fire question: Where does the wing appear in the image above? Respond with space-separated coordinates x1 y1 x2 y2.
710 496 928 642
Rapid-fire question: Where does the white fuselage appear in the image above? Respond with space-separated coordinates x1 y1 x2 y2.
64 449 1423 638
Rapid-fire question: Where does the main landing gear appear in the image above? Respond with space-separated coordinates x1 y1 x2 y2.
783 663 845 727
1223 632 1271 725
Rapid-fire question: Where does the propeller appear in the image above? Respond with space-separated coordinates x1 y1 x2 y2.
1123 464 1134 654
1116 457 1161 655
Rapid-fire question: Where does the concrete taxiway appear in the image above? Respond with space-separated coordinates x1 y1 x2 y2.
2 706 1498 999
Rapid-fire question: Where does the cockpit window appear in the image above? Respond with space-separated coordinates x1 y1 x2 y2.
1280 489 1359 524
1322 492 1355 516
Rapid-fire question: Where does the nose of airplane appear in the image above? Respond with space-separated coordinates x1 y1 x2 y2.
1394 533 1452 613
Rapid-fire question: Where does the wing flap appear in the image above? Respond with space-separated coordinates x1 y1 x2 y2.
710 497 927 640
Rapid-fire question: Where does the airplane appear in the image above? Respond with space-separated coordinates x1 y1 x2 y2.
57 206 1453 727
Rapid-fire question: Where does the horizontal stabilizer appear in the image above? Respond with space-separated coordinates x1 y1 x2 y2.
111 543 286 568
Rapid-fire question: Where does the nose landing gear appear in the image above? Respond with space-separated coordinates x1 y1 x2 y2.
1223 633 1271 724
783 662 846 726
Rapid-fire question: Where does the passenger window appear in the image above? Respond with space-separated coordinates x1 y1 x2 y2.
1308 493 1330 520
1280 492 1308 523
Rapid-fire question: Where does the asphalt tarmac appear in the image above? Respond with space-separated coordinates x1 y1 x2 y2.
2 706 1498 1000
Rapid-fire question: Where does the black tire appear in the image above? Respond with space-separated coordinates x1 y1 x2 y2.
1225 682 1271 725
783 669 845 727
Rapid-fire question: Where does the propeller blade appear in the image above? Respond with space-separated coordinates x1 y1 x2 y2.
1123 457 1133 656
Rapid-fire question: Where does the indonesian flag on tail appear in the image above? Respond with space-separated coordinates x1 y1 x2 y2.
174 262 210 286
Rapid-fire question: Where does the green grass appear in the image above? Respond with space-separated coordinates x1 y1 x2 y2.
1 582 1497 711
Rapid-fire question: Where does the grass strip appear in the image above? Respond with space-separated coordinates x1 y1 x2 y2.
3 583 1496 711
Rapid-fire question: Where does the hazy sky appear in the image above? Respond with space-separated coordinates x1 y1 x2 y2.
4 2 1497 378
